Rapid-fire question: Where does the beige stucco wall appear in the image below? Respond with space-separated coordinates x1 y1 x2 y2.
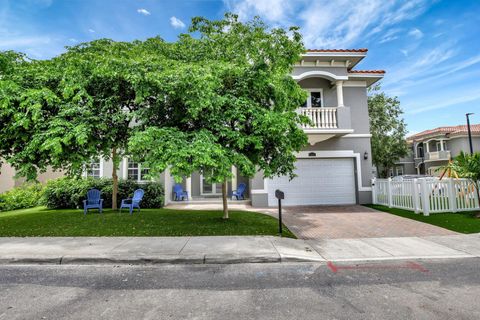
0 162 16 193
0 161 64 193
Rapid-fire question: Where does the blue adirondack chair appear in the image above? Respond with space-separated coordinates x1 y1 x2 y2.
173 184 188 201
232 183 247 200
120 189 145 215
83 188 103 215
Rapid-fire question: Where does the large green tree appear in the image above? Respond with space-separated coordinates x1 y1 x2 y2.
368 85 409 178
0 39 168 208
129 14 308 218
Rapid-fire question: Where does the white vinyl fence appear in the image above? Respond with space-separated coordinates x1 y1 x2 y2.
372 178 480 216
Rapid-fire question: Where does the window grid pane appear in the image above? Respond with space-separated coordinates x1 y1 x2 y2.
128 160 139 180
86 160 101 178
140 168 149 181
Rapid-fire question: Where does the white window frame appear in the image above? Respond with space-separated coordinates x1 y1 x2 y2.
303 88 324 108
200 174 223 195
396 166 404 176
125 158 150 183
84 159 103 178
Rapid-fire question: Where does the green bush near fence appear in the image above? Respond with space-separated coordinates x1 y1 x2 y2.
42 177 164 209
0 183 44 212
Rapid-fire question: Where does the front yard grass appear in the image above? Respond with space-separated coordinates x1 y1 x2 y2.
366 204 480 234
0 207 295 238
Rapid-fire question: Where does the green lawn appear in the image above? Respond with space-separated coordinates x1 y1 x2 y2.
366 204 480 234
0 207 295 238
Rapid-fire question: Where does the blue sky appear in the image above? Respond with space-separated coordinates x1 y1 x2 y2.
1 0 479 135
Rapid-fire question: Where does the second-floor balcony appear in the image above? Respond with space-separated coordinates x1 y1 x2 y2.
298 107 352 131
299 107 338 129
425 150 451 161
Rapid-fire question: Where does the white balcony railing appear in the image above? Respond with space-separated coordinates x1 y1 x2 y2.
426 151 451 161
299 107 338 129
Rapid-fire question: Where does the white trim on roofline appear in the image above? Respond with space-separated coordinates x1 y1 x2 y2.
348 73 384 79
292 70 349 81
302 52 366 58
343 80 367 87
342 133 372 138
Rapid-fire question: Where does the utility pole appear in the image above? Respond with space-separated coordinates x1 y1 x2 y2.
466 113 474 154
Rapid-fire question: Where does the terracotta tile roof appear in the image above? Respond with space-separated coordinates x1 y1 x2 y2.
306 48 368 53
348 70 386 74
408 124 480 140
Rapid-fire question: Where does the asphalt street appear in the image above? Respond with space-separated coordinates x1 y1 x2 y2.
1 258 479 319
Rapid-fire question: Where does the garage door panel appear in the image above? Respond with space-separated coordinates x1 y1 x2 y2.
267 158 356 206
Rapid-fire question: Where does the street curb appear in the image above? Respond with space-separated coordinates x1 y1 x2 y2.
0 256 63 265
0 254 477 265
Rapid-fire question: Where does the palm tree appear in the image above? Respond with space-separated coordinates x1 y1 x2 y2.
442 151 480 215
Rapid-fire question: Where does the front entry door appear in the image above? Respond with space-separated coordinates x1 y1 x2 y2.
201 176 223 195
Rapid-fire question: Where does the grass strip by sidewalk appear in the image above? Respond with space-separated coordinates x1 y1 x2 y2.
365 204 480 234
0 206 295 238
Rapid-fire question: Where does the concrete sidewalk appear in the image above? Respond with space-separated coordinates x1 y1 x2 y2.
0 234 479 265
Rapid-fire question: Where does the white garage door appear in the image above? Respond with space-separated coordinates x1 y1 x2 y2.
267 158 356 206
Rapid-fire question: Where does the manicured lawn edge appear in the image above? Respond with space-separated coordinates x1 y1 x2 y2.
0 207 296 238
365 204 480 234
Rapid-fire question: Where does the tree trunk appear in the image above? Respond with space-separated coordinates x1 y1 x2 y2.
222 179 229 219
112 148 119 210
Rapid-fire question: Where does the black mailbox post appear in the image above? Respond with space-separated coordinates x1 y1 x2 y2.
275 189 285 236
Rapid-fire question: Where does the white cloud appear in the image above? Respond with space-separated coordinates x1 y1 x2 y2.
383 43 457 88
408 92 480 115
223 0 432 48
88 29 95 33
408 28 423 39
379 28 402 43
137 8 151 16
170 16 186 29
0 36 51 48
224 0 291 24
68 38 78 43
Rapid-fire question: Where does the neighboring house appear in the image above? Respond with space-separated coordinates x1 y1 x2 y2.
1 49 384 207
394 124 480 176
0 160 64 193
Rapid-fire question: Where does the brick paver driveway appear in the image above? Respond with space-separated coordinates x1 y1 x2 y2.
275 205 457 239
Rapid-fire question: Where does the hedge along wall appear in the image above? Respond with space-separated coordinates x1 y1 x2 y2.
42 177 164 209
0 183 44 212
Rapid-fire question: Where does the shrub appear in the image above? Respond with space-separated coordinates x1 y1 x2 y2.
0 183 44 212
43 177 164 209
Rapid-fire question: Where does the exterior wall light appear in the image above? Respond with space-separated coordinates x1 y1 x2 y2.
364 152 368 160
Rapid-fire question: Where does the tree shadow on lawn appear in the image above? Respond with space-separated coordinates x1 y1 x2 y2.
0 207 295 238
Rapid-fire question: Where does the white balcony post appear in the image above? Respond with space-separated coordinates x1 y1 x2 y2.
425 141 430 153
186 175 192 200
440 139 445 151
336 80 344 107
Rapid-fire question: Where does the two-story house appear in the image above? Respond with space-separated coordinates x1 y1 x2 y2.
163 49 384 207
1 49 384 207
394 124 480 176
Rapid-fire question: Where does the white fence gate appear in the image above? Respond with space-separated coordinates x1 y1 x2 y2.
372 178 480 216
